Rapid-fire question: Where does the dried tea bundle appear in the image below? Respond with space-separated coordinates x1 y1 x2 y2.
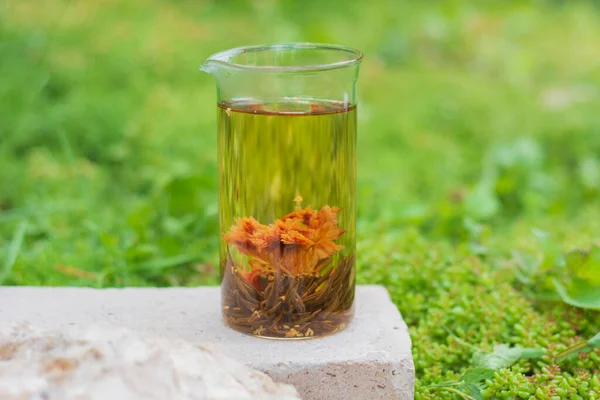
222 202 354 338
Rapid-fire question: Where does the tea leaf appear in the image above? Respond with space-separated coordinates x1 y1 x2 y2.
472 344 544 370
552 277 600 309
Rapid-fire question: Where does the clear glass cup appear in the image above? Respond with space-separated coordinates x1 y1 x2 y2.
201 43 362 339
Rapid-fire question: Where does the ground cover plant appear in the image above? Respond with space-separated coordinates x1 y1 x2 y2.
1 0 599 398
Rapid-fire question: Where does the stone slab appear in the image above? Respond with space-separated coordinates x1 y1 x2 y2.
0 285 414 399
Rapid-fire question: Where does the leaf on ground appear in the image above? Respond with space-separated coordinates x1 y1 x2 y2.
564 245 600 285
461 382 484 400
552 277 600 310
460 367 495 385
588 332 600 348
564 249 588 274
472 344 544 370
555 332 600 362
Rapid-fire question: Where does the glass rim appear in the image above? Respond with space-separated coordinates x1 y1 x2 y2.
204 43 364 72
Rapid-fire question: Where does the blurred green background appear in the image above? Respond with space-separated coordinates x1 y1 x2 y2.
1 0 599 397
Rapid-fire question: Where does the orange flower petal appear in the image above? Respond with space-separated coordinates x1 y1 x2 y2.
225 205 345 277
314 241 343 260
280 246 319 275
280 230 314 246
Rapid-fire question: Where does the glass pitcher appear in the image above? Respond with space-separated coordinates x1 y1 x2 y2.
201 43 362 339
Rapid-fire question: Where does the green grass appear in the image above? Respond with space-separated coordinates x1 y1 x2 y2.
1 0 600 397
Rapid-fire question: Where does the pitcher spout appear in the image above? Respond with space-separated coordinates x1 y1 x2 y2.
199 59 220 76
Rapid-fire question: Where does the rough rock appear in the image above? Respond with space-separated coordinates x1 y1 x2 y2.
0 324 300 400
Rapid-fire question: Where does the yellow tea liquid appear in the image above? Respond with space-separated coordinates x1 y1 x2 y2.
218 98 356 339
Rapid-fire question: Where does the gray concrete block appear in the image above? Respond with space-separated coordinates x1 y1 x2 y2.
0 285 414 399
